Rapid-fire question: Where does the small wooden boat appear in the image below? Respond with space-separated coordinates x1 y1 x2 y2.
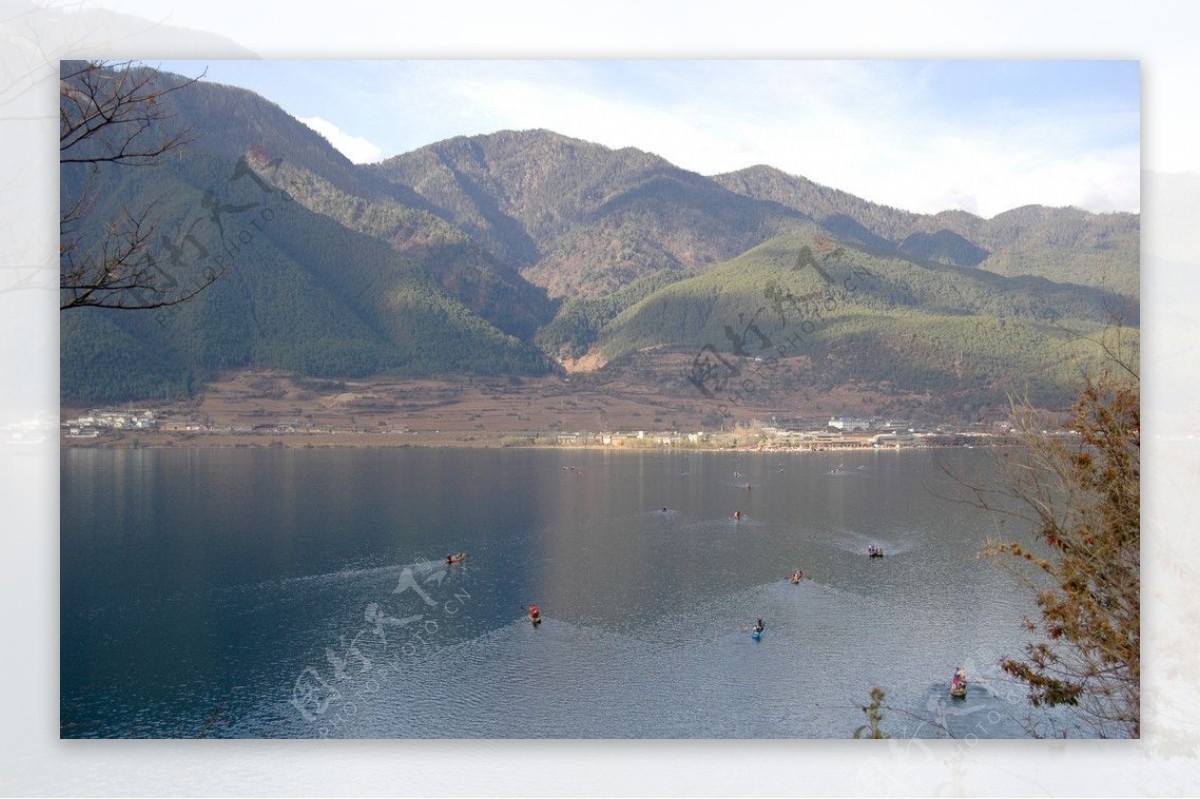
867 545 884 558
446 552 467 564
951 667 967 698
790 570 803 584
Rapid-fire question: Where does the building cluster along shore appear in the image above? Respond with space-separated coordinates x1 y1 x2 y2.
59 405 1056 451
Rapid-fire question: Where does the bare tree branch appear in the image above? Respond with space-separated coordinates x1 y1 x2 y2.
59 59 213 312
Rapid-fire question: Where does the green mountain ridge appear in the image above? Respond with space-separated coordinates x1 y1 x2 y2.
158 69 554 342
712 165 1139 297
60 65 1139 414
61 140 549 404
369 129 814 299
267 158 556 342
595 231 1137 409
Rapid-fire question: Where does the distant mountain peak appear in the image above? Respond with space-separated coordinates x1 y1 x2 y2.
61 72 1138 410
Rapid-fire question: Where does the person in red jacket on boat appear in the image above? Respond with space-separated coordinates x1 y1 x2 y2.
528 603 541 623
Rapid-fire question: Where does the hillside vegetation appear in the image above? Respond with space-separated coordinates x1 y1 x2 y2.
597 231 1136 409
370 130 813 298
61 146 548 404
61 65 1139 416
713 166 1139 297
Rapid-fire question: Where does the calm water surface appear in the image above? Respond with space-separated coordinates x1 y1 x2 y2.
61 447 1058 738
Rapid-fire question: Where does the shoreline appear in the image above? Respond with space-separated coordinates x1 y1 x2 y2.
61 427 1014 452
60 371 1028 452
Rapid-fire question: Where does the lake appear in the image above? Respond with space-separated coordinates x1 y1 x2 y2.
60 446 1064 738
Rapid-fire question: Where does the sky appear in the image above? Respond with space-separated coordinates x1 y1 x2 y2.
145 59 1140 219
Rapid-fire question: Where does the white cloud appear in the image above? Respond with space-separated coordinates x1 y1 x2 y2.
403 61 1138 217
298 116 383 164
819 132 1141 218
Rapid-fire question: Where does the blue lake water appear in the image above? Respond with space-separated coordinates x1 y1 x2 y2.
60 446 1066 738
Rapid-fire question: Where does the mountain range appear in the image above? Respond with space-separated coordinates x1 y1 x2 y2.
60 64 1139 415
